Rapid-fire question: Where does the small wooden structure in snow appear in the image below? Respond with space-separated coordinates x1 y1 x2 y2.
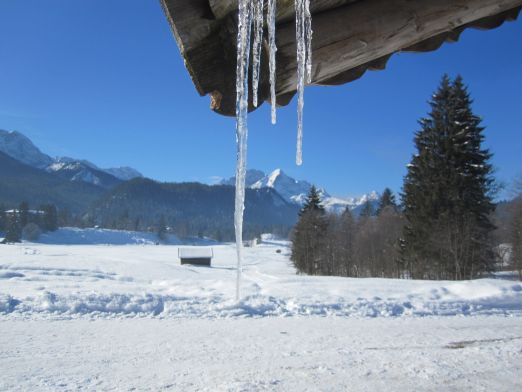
178 247 214 266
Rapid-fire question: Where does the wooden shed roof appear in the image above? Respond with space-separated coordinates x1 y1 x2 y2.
160 0 522 116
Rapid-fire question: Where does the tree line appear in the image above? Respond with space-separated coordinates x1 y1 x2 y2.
292 75 521 280
292 186 404 278
0 201 58 243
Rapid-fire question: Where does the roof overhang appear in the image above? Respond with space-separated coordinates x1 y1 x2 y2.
160 0 522 116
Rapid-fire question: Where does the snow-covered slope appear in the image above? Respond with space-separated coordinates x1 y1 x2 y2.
223 168 379 214
46 157 122 189
0 130 54 169
37 227 178 245
35 227 217 246
104 166 143 181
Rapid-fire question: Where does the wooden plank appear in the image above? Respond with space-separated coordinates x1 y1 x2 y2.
159 0 221 95
208 0 359 23
274 0 522 96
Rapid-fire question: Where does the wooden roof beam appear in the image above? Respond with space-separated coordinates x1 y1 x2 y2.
160 0 522 116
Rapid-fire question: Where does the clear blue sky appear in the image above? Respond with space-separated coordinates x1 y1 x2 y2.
0 1 521 198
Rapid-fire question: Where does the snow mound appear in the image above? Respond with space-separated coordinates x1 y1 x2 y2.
1 282 522 319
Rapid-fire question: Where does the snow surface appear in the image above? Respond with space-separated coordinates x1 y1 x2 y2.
1 238 522 390
1 239 521 319
1 238 521 390
1 317 521 391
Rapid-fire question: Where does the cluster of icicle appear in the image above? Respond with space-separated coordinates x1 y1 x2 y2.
235 0 312 300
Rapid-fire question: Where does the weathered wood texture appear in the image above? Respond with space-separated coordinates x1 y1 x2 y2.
160 0 522 116
209 0 359 23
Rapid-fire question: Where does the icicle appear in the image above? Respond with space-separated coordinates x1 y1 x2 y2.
232 0 312 298
295 0 305 166
304 0 312 84
267 0 278 124
234 0 253 301
252 0 264 108
295 0 312 166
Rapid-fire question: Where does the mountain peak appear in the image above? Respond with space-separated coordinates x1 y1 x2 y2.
0 129 54 169
0 129 142 186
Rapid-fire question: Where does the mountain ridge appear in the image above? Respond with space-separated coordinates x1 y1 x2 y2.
0 129 143 186
221 169 379 214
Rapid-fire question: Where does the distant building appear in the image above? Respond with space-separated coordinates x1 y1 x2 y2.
5 209 44 217
178 247 213 266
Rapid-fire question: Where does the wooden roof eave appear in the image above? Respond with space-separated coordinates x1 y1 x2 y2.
160 0 522 117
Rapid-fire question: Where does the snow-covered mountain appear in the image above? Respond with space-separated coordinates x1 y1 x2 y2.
0 129 54 169
0 130 142 186
221 168 379 214
46 158 122 189
251 169 318 204
219 169 265 187
322 191 380 215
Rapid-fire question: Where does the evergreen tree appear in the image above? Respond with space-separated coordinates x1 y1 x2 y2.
338 207 356 276
300 185 325 215
359 200 374 219
19 201 29 228
5 212 21 243
512 200 522 280
376 188 397 215
401 75 495 280
41 204 58 232
291 185 328 275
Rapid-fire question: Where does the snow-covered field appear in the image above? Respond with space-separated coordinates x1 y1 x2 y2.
1 231 522 390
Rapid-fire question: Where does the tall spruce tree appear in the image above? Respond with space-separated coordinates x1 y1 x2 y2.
401 75 495 280
300 185 325 215
291 185 328 275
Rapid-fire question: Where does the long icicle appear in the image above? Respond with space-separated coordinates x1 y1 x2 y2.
295 0 306 166
252 0 264 108
234 0 253 301
268 0 278 124
295 0 312 166
304 0 312 83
